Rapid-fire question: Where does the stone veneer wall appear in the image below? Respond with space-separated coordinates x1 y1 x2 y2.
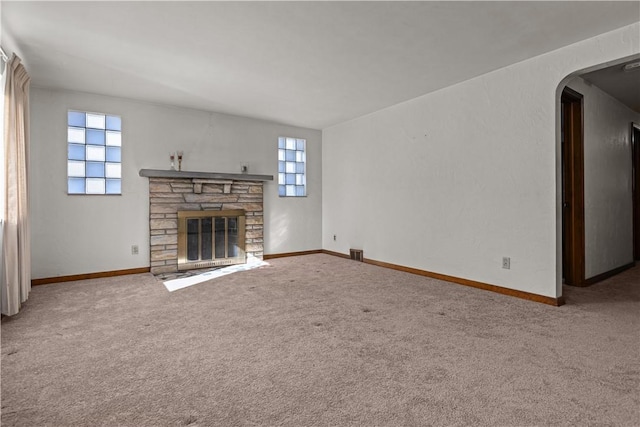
148 177 264 274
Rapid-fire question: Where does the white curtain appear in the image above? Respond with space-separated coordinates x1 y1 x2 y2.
2 54 31 316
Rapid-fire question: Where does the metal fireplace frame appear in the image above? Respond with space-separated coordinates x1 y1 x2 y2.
177 210 246 271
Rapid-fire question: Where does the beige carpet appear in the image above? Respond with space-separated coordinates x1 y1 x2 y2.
2 254 638 426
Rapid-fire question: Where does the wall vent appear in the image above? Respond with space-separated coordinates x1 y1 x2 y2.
350 249 364 262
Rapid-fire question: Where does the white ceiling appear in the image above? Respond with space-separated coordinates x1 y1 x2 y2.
581 58 640 113
2 1 639 129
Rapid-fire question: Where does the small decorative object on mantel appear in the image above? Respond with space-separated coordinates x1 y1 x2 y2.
169 152 176 170
177 151 184 171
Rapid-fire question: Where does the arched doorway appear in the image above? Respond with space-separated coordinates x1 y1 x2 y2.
557 55 640 292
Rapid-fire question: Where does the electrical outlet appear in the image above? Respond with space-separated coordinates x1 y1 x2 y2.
240 163 249 173
502 257 510 269
131 245 139 255
333 234 337 241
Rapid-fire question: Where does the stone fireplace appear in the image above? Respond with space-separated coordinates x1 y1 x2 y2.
139 169 273 275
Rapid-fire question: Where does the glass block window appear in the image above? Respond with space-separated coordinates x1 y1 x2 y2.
67 110 122 195
278 137 306 197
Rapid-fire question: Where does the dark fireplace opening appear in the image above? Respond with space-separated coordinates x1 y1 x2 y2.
178 210 246 271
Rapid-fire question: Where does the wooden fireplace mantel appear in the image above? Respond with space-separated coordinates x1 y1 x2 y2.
139 169 273 182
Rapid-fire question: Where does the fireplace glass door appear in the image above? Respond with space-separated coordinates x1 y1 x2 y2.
178 210 246 270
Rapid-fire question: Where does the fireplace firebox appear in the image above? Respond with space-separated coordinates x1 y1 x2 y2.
177 210 246 271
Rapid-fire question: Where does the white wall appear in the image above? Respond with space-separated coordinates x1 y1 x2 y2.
30 88 322 279
322 23 639 298
567 77 639 278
